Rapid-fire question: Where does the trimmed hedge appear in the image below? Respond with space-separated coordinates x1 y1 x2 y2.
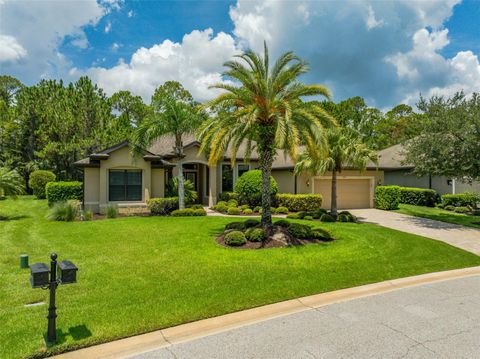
399 187 437 207
148 197 178 215
225 221 246 231
312 228 332 240
46 181 83 206
234 170 278 207
218 192 239 202
245 228 265 242
441 193 479 208
29 170 56 199
171 208 207 216
244 219 260 228
375 186 400 210
275 219 291 228
224 231 246 246
288 223 312 239
227 207 241 215
276 194 323 212
320 213 335 222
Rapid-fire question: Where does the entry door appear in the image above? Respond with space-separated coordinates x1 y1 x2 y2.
184 172 198 192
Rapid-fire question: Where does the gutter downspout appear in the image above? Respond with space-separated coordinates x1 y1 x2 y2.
452 178 456 194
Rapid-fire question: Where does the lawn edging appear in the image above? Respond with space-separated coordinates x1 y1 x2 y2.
53 265 480 359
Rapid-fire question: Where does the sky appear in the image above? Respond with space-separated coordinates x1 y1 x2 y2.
0 0 479 109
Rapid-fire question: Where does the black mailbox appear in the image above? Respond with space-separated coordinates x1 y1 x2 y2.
30 263 50 288
58 260 78 284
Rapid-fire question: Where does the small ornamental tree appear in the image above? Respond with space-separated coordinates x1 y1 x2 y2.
29 170 56 199
234 170 278 207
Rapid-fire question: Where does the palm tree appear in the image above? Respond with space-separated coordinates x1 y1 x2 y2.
133 81 204 209
198 43 335 227
295 128 377 216
0 167 24 198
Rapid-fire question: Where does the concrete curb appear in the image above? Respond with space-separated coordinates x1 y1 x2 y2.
52 266 480 359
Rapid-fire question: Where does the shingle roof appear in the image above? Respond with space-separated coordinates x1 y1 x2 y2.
376 143 412 169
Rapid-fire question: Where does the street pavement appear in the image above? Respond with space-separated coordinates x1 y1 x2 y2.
129 275 480 359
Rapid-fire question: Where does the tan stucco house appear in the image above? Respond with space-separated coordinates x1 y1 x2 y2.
75 134 388 213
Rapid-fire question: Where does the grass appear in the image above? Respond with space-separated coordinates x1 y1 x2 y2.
1 197 480 359
396 204 480 229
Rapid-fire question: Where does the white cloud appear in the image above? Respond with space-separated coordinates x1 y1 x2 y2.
0 34 27 63
104 21 112 33
366 5 384 30
127 10 134 18
111 42 121 51
0 0 109 82
87 29 241 101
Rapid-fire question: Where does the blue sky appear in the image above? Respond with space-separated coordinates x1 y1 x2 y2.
1 0 479 108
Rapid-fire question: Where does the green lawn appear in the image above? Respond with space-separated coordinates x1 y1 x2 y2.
1 197 480 359
396 204 480 229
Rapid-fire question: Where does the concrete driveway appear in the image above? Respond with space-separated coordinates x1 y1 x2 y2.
129 275 480 359
349 209 480 255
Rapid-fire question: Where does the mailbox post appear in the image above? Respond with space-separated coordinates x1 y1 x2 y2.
29 253 78 344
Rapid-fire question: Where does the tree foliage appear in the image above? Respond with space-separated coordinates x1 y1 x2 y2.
405 92 480 181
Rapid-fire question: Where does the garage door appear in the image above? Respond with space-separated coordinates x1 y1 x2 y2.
314 178 372 209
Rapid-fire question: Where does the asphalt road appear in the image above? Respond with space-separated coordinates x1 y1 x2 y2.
129 275 480 359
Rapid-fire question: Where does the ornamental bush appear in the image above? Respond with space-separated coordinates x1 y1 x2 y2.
171 208 207 216
275 206 289 214
275 219 291 228
106 204 118 218
46 181 83 206
444 205 455 211
338 211 357 223
227 199 238 207
311 227 332 240
148 197 178 215
245 227 265 242
276 194 322 212
29 170 56 199
244 218 260 228
288 223 312 239
46 201 78 221
399 187 437 207
441 192 479 208
234 170 278 207
453 206 471 214
218 191 239 202
224 231 246 246
213 203 229 213
225 221 246 231
253 206 261 213
375 186 400 210
227 207 241 215
337 214 349 222
320 213 335 222
242 208 253 215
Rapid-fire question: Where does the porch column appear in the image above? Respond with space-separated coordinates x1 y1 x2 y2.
208 165 217 207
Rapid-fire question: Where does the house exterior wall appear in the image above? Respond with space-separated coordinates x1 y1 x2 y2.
272 169 296 193
151 168 165 198
84 167 100 213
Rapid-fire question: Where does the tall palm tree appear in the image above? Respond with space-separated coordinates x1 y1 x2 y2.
295 128 377 216
198 43 335 227
133 81 204 209
0 167 24 198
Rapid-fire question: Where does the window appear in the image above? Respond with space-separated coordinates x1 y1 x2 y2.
222 164 233 192
237 164 250 179
109 170 142 201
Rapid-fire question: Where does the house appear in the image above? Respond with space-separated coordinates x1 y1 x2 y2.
378 144 480 195
75 135 386 213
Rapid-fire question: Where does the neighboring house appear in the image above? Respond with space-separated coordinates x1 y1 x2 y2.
75 135 386 213
378 143 480 195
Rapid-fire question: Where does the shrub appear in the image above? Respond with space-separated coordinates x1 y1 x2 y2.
454 206 471 214
245 228 265 242
337 214 349 222
436 202 445 209
286 213 300 219
444 205 455 211
311 228 332 240
213 203 229 213
242 208 253 215
253 206 261 213
275 219 291 228
303 215 313 220
441 192 479 208
227 207 241 215
227 199 238 207
225 221 246 231
398 187 437 207
275 206 289 214
47 201 78 221
473 210 480 216
276 194 322 212
338 211 357 223
106 204 118 218
84 210 93 221
171 208 207 216
288 223 312 239
320 213 335 222
218 191 239 202
148 197 179 215
216 200 228 206
240 204 250 210
46 181 83 206
244 218 260 228
224 231 246 246
375 186 400 210
29 170 56 199
188 204 204 210
234 170 278 207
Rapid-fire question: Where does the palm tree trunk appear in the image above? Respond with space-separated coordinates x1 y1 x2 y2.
175 135 185 210
259 148 274 228
331 169 337 217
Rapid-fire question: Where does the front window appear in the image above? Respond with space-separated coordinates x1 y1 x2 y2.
109 170 142 201
237 164 249 179
222 164 233 192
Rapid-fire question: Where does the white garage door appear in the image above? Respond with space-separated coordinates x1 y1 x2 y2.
314 178 372 209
